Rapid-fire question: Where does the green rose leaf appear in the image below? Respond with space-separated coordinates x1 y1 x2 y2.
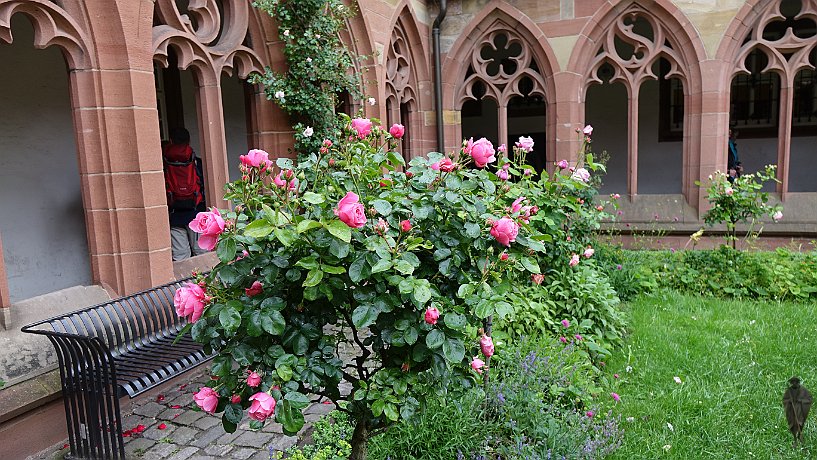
261 310 286 336
297 219 323 233
352 304 378 329
383 403 399 422
413 280 432 305
372 199 393 216
219 306 242 334
274 228 298 247
521 257 541 273
276 400 305 436
303 269 324 287
425 329 445 349
443 312 467 330
371 257 393 274
284 392 311 410
442 338 465 363
349 256 370 283
393 259 414 275
216 238 237 264
244 219 275 239
224 404 243 424
302 191 325 204
326 220 352 243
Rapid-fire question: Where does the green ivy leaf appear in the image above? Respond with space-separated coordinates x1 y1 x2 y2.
244 219 275 239
326 220 352 243
425 329 445 349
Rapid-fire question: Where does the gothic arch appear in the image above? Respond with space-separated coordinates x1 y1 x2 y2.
0 0 92 69
567 0 706 199
382 3 431 159
717 0 817 197
442 1 558 159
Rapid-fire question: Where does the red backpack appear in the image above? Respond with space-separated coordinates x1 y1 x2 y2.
163 144 203 211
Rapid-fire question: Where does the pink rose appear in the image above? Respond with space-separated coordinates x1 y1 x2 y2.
193 387 219 414
773 210 783 222
374 218 388 234
531 273 544 285
470 357 485 374
248 392 277 421
189 209 226 251
480 335 495 358
497 169 509 181
583 247 595 258
245 280 263 297
174 282 207 323
515 136 534 153
572 167 591 182
389 123 405 139
424 306 440 325
569 254 580 267
725 187 733 196
582 125 593 136
490 217 519 247
467 138 496 168
334 192 367 228
511 197 526 214
431 158 456 172
400 220 412 232
273 171 286 188
575 334 583 341
240 149 270 168
231 394 242 404
247 371 262 387
351 118 373 139
498 144 507 154
556 160 569 169
561 319 570 328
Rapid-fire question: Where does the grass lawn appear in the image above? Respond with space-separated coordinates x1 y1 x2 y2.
606 291 817 459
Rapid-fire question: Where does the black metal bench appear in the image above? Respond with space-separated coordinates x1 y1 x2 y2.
22 277 212 459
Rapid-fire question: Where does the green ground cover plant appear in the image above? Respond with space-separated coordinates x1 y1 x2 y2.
605 291 817 459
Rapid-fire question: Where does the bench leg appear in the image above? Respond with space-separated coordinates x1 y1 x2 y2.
50 336 126 460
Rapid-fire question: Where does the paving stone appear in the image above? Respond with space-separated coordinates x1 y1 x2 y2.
125 437 157 456
232 431 271 448
268 435 297 451
304 402 335 415
173 410 205 426
260 422 283 434
166 426 198 445
143 424 177 441
190 425 228 448
249 451 274 460
193 415 222 430
215 430 242 445
133 401 166 418
143 442 180 459
167 446 200 460
190 456 221 460
203 444 233 456
230 447 257 459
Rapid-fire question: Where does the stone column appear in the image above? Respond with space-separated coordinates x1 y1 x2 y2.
194 72 230 209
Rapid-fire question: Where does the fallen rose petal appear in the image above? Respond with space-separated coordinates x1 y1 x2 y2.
156 395 165 402
171 405 182 409
158 423 167 430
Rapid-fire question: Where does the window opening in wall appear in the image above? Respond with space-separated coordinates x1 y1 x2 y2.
659 59 685 141
399 102 411 162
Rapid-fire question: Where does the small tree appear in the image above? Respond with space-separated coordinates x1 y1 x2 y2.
699 165 783 249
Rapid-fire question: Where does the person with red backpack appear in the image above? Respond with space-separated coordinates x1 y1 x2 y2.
163 127 207 260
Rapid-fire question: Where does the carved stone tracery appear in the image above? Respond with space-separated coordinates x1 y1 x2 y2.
385 22 415 109
0 0 90 68
457 28 546 108
152 0 264 83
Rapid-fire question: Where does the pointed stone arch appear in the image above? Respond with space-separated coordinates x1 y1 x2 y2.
717 0 817 198
442 1 558 162
568 0 705 201
383 3 431 160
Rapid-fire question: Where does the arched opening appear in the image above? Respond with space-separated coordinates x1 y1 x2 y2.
461 95 499 147
507 79 546 171
586 63 628 195
221 73 251 181
638 59 683 194
0 15 91 302
789 49 817 192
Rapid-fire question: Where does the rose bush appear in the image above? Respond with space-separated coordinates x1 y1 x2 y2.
179 117 614 458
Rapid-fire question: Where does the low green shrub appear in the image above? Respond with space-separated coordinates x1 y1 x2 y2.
276 410 353 460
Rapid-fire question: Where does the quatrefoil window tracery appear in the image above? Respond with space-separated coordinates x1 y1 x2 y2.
458 29 546 108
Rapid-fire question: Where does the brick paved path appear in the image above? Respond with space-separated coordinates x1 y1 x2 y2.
28 369 346 460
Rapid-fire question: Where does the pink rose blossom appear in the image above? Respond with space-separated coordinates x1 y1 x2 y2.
470 357 485 374
773 210 783 222
569 254 580 267
374 218 388 234
389 123 405 139
480 335 495 358
466 137 496 168
189 208 226 251
174 282 207 323
400 220 412 232
497 169 509 181
572 167 590 182
511 196 526 214
240 149 270 168
351 118 373 139
515 136 534 153
490 217 519 247
248 392 277 421
556 160 569 170
431 158 456 172
583 247 595 258
193 387 219 414
531 274 544 285
231 394 242 404
582 125 593 136
561 319 570 328
247 371 262 387
498 144 507 154
424 306 440 325
575 334 583 341
245 280 263 297
725 187 733 196
334 192 367 228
